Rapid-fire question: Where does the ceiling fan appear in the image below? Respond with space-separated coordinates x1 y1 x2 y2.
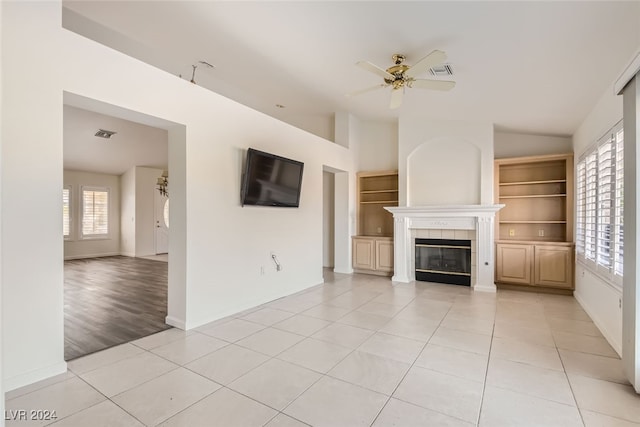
348 50 455 109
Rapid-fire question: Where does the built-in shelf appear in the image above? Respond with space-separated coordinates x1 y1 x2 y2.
499 179 567 186
494 153 574 292
360 200 399 205
360 189 398 194
499 194 566 199
354 170 398 276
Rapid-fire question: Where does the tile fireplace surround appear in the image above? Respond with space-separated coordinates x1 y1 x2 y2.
385 205 504 292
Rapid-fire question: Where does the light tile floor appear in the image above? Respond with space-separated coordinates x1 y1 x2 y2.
5 271 640 426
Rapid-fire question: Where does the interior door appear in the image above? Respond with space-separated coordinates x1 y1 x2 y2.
155 192 169 254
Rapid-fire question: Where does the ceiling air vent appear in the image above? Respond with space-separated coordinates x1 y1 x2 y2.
428 64 454 77
95 129 116 139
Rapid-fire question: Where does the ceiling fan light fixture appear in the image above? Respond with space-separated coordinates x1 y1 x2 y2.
351 49 454 109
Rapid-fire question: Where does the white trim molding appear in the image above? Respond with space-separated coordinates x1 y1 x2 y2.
385 205 504 292
615 49 640 95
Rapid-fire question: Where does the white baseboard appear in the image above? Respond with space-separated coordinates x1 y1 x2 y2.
4 361 67 392
64 252 121 260
165 316 186 330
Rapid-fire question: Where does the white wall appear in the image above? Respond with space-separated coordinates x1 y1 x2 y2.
120 167 136 256
63 170 121 259
408 140 481 206
2 2 66 390
621 76 640 391
322 171 335 268
398 118 494 206
358 121 398 172
1 1 357 390
572 83 624 355
0 0 4 420
494 132 572 159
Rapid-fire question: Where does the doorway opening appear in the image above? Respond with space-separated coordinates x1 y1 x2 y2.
62 94 181 360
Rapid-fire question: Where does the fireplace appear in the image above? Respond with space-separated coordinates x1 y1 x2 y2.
415 238 472 286
385 205 504 292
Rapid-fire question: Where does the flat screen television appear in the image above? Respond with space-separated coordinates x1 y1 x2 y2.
240 148 304 207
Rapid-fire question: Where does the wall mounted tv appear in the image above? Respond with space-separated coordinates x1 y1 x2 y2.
241 148 304 207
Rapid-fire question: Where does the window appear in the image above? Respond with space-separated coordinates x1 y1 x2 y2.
63 186 71 239
576 120 623 288
82 187 109 238
163 198 169 228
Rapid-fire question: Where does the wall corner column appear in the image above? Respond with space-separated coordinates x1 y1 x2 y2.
474 215 497 293
391 216 411 283
622 75 640 393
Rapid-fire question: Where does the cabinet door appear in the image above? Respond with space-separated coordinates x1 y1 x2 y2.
353 238 375 270
496 243 532 285
534 245 573 289
375 239 394 272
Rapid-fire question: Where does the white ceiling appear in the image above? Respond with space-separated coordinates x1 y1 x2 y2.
63 1 640 139
64 105 168 175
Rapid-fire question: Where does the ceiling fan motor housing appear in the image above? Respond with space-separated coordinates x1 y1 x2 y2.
385 65 410 87
385 54 410 87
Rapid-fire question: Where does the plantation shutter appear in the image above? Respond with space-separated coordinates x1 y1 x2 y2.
596 139 613 269
584 152 597 261
63 187 71 238
614 125 624 277
576 161 586 255
82 188 109 237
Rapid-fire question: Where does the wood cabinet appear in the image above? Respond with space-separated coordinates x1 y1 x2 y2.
375 239 394 272
494 154 574 291
352 237 375 270
496 242 573 290
352 170 398 276
534 244 573 289
496 243 532 285
352 236 394 275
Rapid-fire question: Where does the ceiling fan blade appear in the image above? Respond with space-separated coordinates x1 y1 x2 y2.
410 79 456 91
405 50 447 78
346 84 388 97
389 88 403 109
356 61 394 80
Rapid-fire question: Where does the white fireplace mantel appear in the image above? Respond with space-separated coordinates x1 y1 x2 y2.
385 205 504 292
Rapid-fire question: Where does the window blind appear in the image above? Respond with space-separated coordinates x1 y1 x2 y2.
596 140 613 268
575 119 624 288
82 188 109 237
584 152 597 262
63 187 70 238
576 162 586 254
614 127 624 277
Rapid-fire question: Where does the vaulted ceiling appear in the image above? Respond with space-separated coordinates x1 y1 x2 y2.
63 1 640 140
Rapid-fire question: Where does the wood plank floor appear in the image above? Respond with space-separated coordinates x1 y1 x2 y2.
64 256 170 361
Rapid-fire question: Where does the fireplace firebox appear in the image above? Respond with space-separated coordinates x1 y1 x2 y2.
415 238 471 286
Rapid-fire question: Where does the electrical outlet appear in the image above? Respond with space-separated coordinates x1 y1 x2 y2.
509 229 515 237
377 227 382 234
260 266 265 275
538 229 545 237
619 298 622 309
